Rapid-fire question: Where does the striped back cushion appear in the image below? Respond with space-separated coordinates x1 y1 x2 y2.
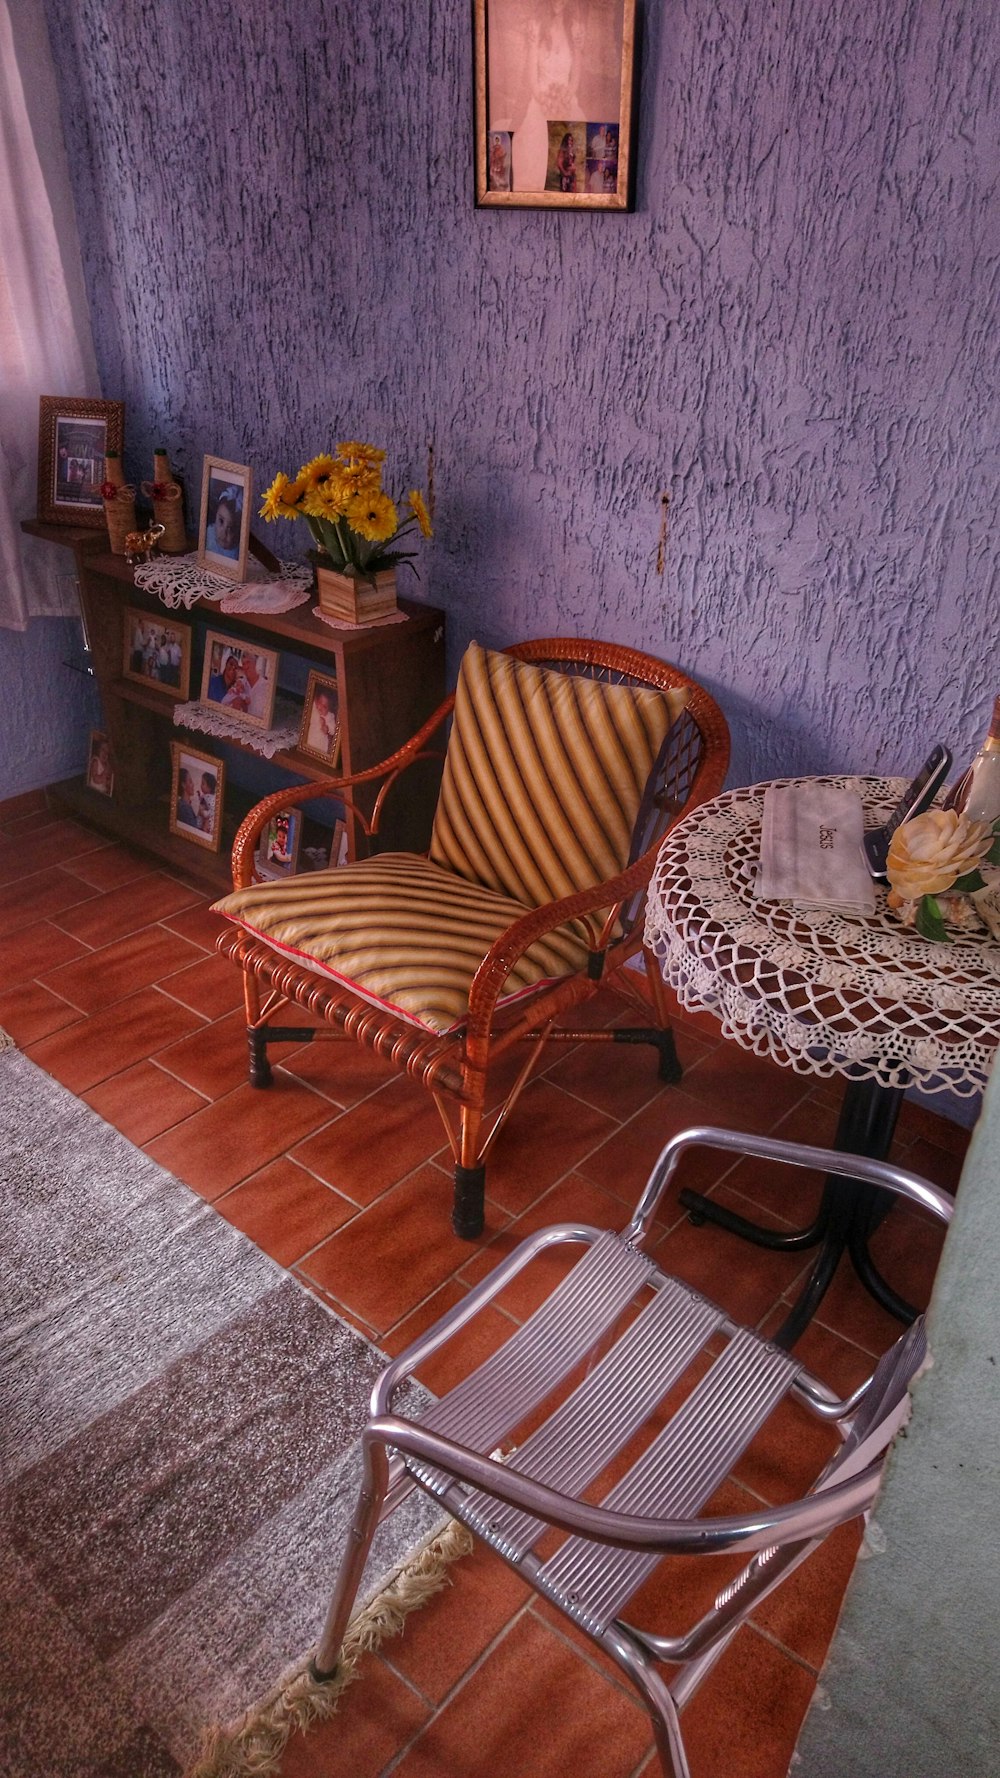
429 643 688 907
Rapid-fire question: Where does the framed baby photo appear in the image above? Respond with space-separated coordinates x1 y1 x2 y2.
298 670 342 767
37 395 124 526
199 629 279 730
122 607 192 700
474 0 637 210
261 808 303 876
197 455 252 581
169 742 225 851
85 730 114 797
329 816 350 868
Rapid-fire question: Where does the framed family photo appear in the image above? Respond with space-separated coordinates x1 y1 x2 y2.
169 742 225 851
260 809 303 876
474 0 637 210
86 730 114 797
199 630 279 730
197 456 252 582
298 670 342 766
37 396 124 526
122 608 191 700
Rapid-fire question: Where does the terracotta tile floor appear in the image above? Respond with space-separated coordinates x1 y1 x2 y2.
1 790 972 1778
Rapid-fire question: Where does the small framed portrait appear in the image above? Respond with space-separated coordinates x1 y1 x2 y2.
474 0 637 211
329 816 349 868
298 670 342 766
85 730 114 797
122 607 191 700
261 809 303 876
199 630 278 730
197 456 252 582
169 742 225 851
37 396 125 527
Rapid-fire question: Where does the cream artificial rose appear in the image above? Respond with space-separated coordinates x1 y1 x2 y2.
886 808 993 906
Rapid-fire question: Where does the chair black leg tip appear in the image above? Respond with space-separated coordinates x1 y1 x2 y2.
247 1029 272 1089
308 1657 340 1685
452 1163 486 1240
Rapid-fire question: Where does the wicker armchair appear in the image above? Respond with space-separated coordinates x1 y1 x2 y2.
214 639 729 1237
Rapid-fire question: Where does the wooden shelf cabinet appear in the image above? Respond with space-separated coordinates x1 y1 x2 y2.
25 525 446 892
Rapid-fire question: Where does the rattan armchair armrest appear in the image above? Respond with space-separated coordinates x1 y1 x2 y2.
230 696 455 888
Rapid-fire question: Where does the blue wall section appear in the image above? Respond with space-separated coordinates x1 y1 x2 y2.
0 618 99 800
40 0 1000 792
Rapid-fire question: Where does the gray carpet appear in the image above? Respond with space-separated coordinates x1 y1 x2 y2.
0 1045 439 1776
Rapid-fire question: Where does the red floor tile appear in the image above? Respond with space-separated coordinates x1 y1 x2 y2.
384 1543 532 1705
215 1157 357 1265
0 819 109 881
276 1650 431 1777
0 980 84 1046
52 871 202 945
677 1623 817 1778
26 986 205 1093
82 1060 208 1144
0 865 97 933
0 918 91 987
39 924 205 1014
160 898 233 951
300 1163 472 1329
291 1076 452 1209
156 949 247 1018
60 844 157 892
469 1078 618 1217
145 1076 336 1200
0 786 48 823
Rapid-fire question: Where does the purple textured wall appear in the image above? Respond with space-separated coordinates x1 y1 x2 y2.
43 0 1000 786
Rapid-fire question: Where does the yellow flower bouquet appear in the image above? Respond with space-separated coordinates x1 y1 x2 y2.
259 441 432 581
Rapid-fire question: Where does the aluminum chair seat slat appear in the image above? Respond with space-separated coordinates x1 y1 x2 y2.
539 1330 801 1632
417 1231 655 1454
452 1276 723 1559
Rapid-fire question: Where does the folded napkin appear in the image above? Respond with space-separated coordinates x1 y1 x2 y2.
754 782 876 914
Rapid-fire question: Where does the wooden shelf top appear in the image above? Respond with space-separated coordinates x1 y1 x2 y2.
21 517 107 550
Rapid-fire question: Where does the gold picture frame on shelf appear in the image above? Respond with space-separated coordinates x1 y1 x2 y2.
169 741 225 851
122 608 191 701
197 455 252 582
474 0 637 210
298 669 342 766
36 396 124 527
199 629 279 730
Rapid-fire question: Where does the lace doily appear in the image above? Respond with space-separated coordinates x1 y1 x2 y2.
644 776 1000 1096
313 603 409 631
134 552 312 613
174 697 303 758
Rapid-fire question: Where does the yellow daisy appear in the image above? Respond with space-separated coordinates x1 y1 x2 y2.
346 489 397 543
302 479 348 522
407 489 432 538
259 473 307 522
297 453 336 488
337 440 386 469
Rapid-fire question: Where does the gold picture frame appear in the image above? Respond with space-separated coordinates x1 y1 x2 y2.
122 607 192 701
199 629 279 731
169 741 225 851
37 396 124 527
197 455 252 582
474 0 637 210
298 669 342 767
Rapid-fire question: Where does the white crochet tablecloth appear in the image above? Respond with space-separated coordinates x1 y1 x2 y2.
644 775 1000 1097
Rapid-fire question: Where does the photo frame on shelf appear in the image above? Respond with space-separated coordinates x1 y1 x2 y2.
474 0 637 210
298 669 342 766
329 815 349 868
199 629 279 730
169 741 225 851
85 730 114 797
258 808 303 877
122 607 191 700
37 396 125 527
197 455 252 582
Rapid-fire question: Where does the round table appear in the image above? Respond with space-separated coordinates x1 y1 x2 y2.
644 775 1000 1345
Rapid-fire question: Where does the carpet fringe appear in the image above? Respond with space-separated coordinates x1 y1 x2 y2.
0 1027 14 1053
186 1518 473 1778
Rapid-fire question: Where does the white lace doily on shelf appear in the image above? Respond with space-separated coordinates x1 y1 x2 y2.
134 552 312 613
173 697 303 758
313 603 409 631
644 775 1000 1097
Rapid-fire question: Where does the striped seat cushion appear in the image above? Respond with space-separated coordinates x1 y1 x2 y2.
429 643 688 908
213 853 597 1035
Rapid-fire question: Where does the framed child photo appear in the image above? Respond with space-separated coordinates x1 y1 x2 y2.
261 808 303 876
329 816 349 868
474 0 637 211
200 630 278 730
37 396 124 527
85 730 114 797
170 742 225 851
122 607 191 700
298 670 342 767
197 456 252 582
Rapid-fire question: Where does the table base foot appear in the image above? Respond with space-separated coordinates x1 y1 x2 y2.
679 1188 823 1253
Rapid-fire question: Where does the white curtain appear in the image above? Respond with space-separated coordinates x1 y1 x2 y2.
0 0 100 629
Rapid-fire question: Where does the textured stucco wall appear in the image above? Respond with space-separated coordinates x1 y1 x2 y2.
0 616 99 799
41 0 1000 791
793 1055 1000 1774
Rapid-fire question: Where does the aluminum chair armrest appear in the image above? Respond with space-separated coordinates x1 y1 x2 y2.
365 1417 884 1557
627 1125 955 1244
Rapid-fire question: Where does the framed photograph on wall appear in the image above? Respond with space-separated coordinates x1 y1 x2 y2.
197 456 252 581
37 396 124 526
474 0 637 210
122 607 191 699
199 629 279 730
85 730 114 797
169 742 225 851
298 669 342 766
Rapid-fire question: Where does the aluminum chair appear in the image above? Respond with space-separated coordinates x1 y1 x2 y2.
312 1127 952 1778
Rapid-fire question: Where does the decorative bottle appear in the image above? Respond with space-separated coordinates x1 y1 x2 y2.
947 697 1000 825
101 451 137 556
144 448 187 553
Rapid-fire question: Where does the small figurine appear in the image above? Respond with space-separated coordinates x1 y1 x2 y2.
124 522 166 565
